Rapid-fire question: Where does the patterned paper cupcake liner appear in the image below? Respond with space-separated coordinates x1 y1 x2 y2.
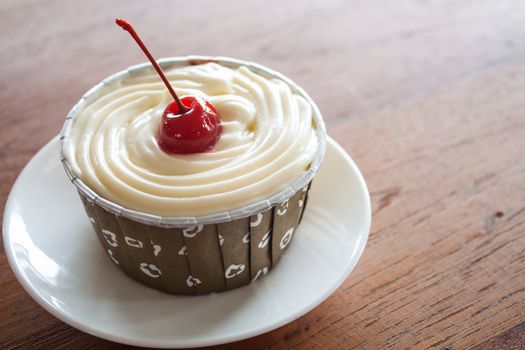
77 183 311 294
60 56 326 295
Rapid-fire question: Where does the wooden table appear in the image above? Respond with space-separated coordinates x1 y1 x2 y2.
1 0 524 349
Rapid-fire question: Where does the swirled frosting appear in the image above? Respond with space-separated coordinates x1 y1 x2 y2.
65 62 318 216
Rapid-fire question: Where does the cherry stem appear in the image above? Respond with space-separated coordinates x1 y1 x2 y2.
115 18 188 114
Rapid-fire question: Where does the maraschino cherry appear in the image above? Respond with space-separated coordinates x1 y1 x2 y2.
116 18 221 154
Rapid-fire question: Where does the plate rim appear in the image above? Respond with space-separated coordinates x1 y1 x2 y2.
2 136 371 348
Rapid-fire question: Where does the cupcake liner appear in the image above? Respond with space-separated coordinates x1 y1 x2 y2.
77 183 311 295
61 56 325 295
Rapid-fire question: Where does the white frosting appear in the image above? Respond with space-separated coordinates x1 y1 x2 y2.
65 63 318 216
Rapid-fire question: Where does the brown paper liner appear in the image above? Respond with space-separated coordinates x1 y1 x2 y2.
78 182 312 295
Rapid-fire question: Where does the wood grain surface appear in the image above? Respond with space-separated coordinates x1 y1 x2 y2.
1 0 524 349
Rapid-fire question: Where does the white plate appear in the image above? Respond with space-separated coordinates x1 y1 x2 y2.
3 136 371 348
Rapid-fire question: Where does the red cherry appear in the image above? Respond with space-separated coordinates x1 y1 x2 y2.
158 96 222 154
116 18 222 154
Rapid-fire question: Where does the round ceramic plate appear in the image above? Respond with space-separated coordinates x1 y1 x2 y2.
3 136 371 348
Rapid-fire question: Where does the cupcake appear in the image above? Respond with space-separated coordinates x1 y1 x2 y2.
60 22 325 295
